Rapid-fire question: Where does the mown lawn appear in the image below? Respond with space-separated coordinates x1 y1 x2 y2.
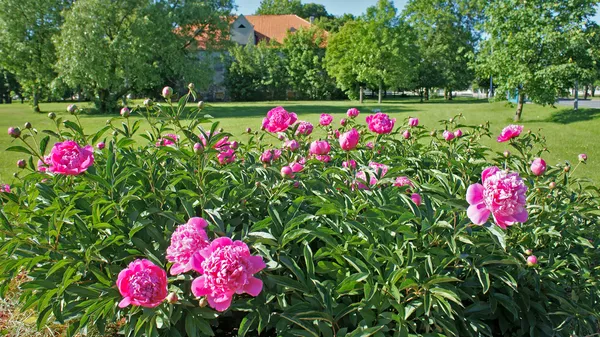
1 97 598 184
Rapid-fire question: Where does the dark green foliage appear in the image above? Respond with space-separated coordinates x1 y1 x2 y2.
0 89 599 337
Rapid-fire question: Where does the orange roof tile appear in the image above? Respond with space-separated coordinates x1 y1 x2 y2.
244 15 313 44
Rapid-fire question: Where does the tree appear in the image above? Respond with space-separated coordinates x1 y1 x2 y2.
0 0 69 112
314 14 355 33
403 0 478 101
55 0 233 113
299 3 330 19
477 0 598 121
325 0 415 104
256 0 303 15
0 68 21 103
224 41 286 101
282 27 338 99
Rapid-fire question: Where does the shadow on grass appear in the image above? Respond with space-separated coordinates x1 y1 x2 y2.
543 108 600 124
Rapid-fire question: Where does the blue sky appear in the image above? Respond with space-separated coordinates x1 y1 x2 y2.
235 0 600 22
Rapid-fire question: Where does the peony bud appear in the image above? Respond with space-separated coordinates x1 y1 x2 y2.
162 86 173 98
340 118 347 126
143 99 153 107
411 193 422 206
402 130 411 139
246 128 251 133
503 150 510 158
578 153 587 162
24 122 32 129
67 104 77 114
525 249 532 255
48 112 56 120
449 118 454 123
193 143 203 154
293 181 300 188
564 165 570 172
526 255 538 267
408 117 419 127
530 158 546 176
112 131 119 137
96 142 105 150
166 292 179 304
549 181 556 189
454 129 463 138
281 166 294 179
198 297 208 307
230 141 239 150
188 83 195 90
8 127 21 138
430 130 436 137
120 107 130 118
17 159 26 169
198 101 205 110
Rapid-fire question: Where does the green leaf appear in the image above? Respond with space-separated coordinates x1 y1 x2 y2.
5 145 33 155
484 222 507 251
39 135 50 155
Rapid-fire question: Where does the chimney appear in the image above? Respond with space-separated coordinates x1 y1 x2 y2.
309 16 314 24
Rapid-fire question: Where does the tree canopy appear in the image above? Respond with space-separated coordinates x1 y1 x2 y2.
55 0 234 113
477 0 599 121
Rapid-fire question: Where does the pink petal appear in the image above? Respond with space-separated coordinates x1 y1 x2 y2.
188 217 208 229
243 277 263 296
191 252 205 273
191 276 210 297
118 297 132 308
208 293 233 312
481 166 499 182
211 237 233 251
467 203 491 225
246 255 266 274
492 213 511 229
466 184 484 205
169 263 186 276
513 209 528 223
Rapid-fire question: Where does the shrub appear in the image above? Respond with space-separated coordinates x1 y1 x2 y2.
1 89 599 337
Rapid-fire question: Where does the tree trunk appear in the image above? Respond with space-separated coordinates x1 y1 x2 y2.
444 88 448 100
359 86 364 104
425 87 430 101
98 89 109 113
378 81 383 104
584 85 589 100
32 89 40 112
419 88 423 103
448 88 453 100
514 92 525 121
592 86 596 97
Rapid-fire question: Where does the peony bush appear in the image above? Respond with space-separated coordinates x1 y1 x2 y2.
1 86 599 337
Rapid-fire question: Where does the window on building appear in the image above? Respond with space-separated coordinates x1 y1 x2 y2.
238 24 246 28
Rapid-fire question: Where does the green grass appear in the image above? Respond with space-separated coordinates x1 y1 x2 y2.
1 97 599 184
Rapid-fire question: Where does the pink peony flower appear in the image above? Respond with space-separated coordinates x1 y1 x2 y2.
309 140 330 155
295 121 314 136
48 140 94 175
198 131 230 149
402 130 411 139
260 149 282 163
454 129 463 138
37 156 50 172
347 108 360 118
281 166 294 178
297 157 307 165
366 113 396 134
369 162 388 177
355 171 378 190
315 154 331 163
117 259 168 308
156 134 179 147
343 159 357 169
366 142 374 150
411 193 422 206
290 162 304 173
340 118 347 126
319 114 333 126
530 158 546 176
334 130 340 138
497 125 524 142
217 147 235 165
191 237 266 312
166 218 210 275
526 255 538 267
408 117 419 127
96 142 105 150
394 176 414 188
466 166 528 229
0 184 10 193
443 130 455 141
262 107 298 133
579 153 587 162
339 128 360 151
284 140 300 151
